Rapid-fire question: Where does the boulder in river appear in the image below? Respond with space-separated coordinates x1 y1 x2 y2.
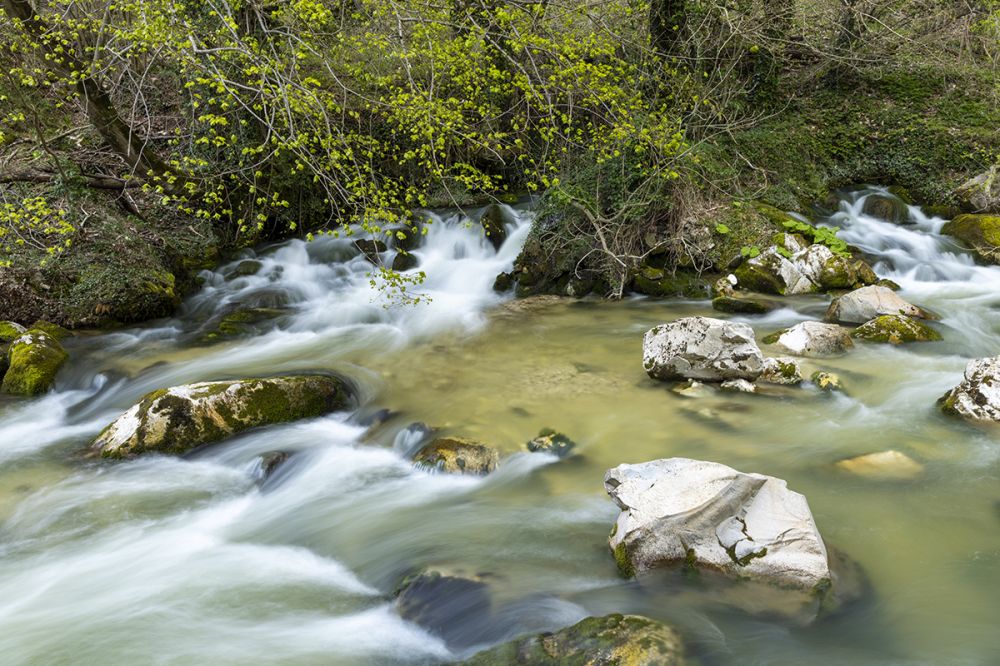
763 321 854 357
862 193 911 224
810 371 844 392
826 285 931 325
604 458 832 592
757 357 804 385
835 450 924 480
1 330 68 396
526 429 576 458
643 317 764 382
711 294 776 315
939 356 1000 423
459 613 685 666
851 314 942 344
394 569 492 647
479 204 509 251
734 247 815 295
940 214 1000 264
91 375 353 458
353 239 388 264
413 437 498 475
0 321 27 342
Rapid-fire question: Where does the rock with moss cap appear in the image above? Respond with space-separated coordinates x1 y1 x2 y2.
711 294 775 315
811 371 844 392
458 613 685 666
941 214 1000 264
826 285 932 325
862 193 911 224
633 266 710 299
734 247 814 295
604 458 832 593
414 437 498 475
0 321 26 343
764 321 853 357
526 429 576 458
757 357 803 385
851 315 942 344
1 331 68 396
28 320 72 340
643 317 764 382
91 375 352 458
939 356 1000 423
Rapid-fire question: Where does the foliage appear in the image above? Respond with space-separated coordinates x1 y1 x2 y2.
0 195 74 266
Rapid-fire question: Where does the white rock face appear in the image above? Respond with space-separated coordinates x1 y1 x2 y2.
604 458 831 591
643 317 765 382
826 285 929 324
770 321 854 357
940 356 1000 422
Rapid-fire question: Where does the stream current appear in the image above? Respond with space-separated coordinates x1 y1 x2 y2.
0 190 997 664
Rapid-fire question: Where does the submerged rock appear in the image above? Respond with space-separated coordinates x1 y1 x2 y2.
720 378 756 393
836 450 924 480
764 321 854 357
223 259 263 280
939 356 1000 423
810 371 844 392
255 451 291 483
353 239 388 264
757 357 804 385
604 458 832 593
92 375 352 458
643 317 764 382
526 429 576 458
413 437 498 475
941 214 1000 264
862 193 911 224
851 314 942 344
670 379 711 399
395 570 491 647
458 613 685 666
1 330 68 396
711 295 775 315
826 285 931 325
392 251 419 272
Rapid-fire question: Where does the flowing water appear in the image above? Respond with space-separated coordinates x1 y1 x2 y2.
0 191 997 665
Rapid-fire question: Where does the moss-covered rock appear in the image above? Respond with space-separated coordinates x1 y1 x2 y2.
526 429 577 458
223 259 263 280
810 371 843 392
711 295 775 314
198 308 284 343
758 357 804 385
91 375 353 458
851 315 942 344
633 266 710 299
29 320 72 340
480 204 510 251
861 193 911 224
392 251 419 272
1 330 68 396
955 165 999 213
353 239 387 264
458 614 685 666
0 321 26 343
413 437 498 475
941 214 1000 264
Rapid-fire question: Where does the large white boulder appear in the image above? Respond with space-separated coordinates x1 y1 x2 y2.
642 317 764 382
765 321 854 357
826 285 930 325
604 458 831 592
940 356 1000 422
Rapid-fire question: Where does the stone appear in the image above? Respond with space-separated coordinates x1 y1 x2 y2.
764 321 854 357
810 371 843 392
734 247 814 295
458 614 685 666
480 204 509 251
955 165 999 213
0 321 27 343
720 378 756 393
711 295 775 315
223 259 263 280
604 458 832 593
395 570 491 648
793 245 877 291
492 271 514 292
633 266 710 298
353 239 388 264
851 315 942 344
757 357 804 385
939 356 1000 423
413 437 498 475
670 379 711 399
835 450 924 480
392 251 419 272
862 193 911 224
91 375 353 458
826 285 931 324
642 317 764 382
253 451 291 483
941 214 1000 264
526 429 576 458
1 330 68 396
28 320 71 340
711 274 737 298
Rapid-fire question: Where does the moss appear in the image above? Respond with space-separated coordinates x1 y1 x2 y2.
941 214 1000 263
611 535 636 579
28 320 71 340
733 255 788 295
712 295 773 315
413 437 499 475
633 266 711 299
851 314 942 344
0 321 26 343
761 329 786 345
811 371 843 392
0 332 68 396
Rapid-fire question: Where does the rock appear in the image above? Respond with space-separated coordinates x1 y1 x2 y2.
851 314 942 344
758 357 804 385
862 193 911 224
526 429 576 458
353 239 388 264
392 251 419 272
711 295 775 315
826 285 932 324
720 378 756 393
835 450 924 480
253 451 291 483
711 274 737 298
413 437 498 475
633 266 710 298
810 371 843 392
876 278 901 291
223 259 263 280
793 245 876 291
28 320 71 340
604 458 832 593
955 165 999 213
492 271 514 292
91 375 352 458
1 331 68 396
941 214 1000 264
458 614 685 666
0 321 27 342
642 317 764 382
734 247 814 295
199 307 284 342
394 570 491 647
670 379 711 399
480 204 509 251
939 356 1000 422
764 321 854 357
733 243 874 295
